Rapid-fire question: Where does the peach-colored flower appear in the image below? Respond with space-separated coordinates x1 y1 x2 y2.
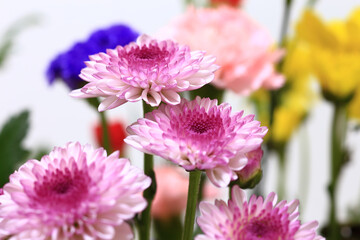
159 6 284 95
151 166 218 220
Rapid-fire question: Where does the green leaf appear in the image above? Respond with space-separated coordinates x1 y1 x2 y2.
0 14 40 69
0 110 30 187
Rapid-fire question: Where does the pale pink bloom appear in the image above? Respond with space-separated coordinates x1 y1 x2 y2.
125 97 267 187
70 34 218 111
196 185 325 240
151 166 218 220
0 142 151 240
158 6 284 95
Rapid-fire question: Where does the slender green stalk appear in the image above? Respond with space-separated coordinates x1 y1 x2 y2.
279 0 293 47
307 0 319 8
185 0 193 7
99 111 111 153
269 0 294 126
189 84 225 103
328 103 347 240
138 102 156 240
277 146 286 200
85 98 111 153
154 216 183 240
182 170 202 240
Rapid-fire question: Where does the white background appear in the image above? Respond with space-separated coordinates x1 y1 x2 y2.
1 0 360 228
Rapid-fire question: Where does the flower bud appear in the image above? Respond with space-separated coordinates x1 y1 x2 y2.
233 147 263 189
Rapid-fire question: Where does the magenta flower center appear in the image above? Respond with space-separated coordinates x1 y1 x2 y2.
179 109 224 139
50 177 73 194
125 44 171 69
225 204 300 240
32 167 91 212
189 120 213 134
242 219 283 239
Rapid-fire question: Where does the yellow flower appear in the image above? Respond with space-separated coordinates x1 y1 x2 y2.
312 48 360 99
282 40 312 81
271 78 315 144
272 106 302 144
296 8 360 101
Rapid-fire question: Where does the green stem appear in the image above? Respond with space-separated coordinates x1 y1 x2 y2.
269 0 294 126
189 84 225 104
185 0 193 7
99 111 111 153
182 170 202 240
279 0 293 47
85 98 111 153
307 0 319 8
328 103 347 240
138 102 156 240
154 216 183 240
277 145 286 200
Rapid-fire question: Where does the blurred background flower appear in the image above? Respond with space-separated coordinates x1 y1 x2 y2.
296 8 360 103
209 0 244 8
46 24 139 90
159 6 284 96
94 119 127 155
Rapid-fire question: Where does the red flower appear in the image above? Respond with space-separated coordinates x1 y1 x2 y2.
210 0 243 7
94 121 127 153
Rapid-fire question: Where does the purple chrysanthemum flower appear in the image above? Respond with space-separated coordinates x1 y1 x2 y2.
70 35 218 111
46 24 139 90
0 142 151 239
125 97 267 187
196 185 325 240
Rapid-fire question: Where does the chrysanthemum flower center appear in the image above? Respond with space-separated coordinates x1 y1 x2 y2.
33 167 90 211
126 44 170 68
245 220 278 239
234 215 295 240
51 178 73 194
189 119 216 134
182 110 223 138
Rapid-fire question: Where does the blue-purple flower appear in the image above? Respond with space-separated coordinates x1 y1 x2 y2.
46 24 139 90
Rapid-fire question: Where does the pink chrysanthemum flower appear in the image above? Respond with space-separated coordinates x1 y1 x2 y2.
70 34 218 111
125 97 267 187
0 142 151 240
158 6 284 95
196 186 325 240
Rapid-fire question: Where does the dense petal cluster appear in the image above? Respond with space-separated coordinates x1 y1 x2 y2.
196 186 325 240
70 35 218 110
125 97 267 187
158 6 284 95
0 142 151 240
46 24 139 90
